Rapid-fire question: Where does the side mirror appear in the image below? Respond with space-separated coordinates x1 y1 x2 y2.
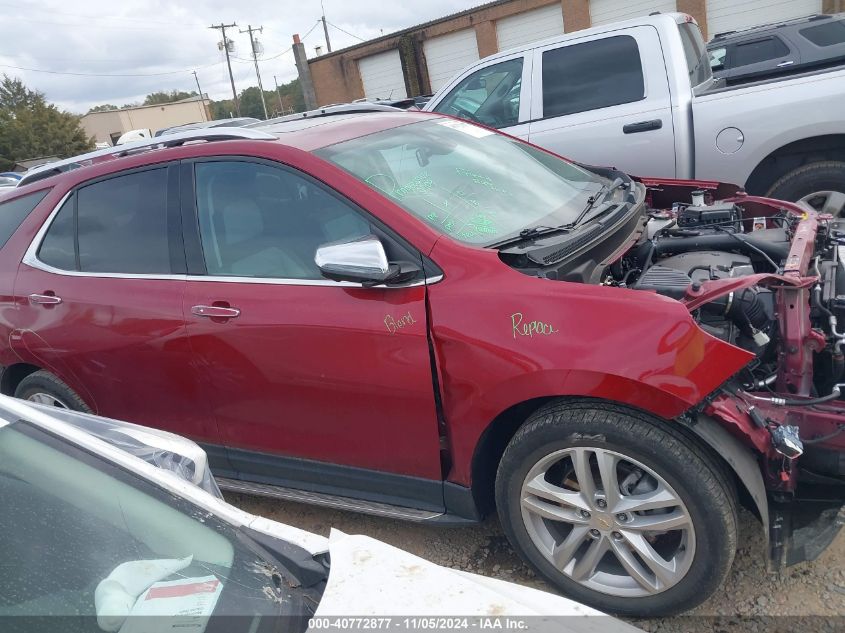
315 235 404 286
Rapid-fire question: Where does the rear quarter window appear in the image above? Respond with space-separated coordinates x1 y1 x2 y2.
0 189 49 249
541 35 644 118
732 37 790 67
800 20 845 47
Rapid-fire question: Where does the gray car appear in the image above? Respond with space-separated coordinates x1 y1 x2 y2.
708 13 845 86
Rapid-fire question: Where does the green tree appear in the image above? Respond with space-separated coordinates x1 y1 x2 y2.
143 90 197 106
0 75 94 171
208 78 305 121
88 103 119 113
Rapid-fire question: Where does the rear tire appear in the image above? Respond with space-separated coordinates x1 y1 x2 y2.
14 370 91 412
495 400 737 617
765 161 845 216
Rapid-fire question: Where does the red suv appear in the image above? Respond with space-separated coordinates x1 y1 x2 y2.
1 109 843 616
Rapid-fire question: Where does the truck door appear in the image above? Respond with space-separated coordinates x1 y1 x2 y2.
527 26 676 178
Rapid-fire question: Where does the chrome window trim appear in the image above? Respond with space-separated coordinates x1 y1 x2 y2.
23 194 443 287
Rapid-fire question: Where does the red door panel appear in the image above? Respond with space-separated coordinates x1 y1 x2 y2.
11 266 218 441
183 280 442 479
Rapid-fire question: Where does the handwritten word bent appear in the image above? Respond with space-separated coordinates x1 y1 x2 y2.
385 311 417 335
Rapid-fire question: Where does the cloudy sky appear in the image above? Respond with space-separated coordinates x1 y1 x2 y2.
0 0 487 113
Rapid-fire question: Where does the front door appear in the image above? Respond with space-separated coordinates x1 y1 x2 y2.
181 159 443 501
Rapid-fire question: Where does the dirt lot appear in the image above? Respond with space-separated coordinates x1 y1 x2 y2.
230 493 844 631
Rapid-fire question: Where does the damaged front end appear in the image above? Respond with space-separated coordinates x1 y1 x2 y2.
634 180 845 570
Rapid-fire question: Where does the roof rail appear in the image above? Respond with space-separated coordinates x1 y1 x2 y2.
251 102 404 129
17 127 276 188
711 13 830 39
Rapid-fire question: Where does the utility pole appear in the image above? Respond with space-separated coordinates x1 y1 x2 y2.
321 0 332 52
209 22 240 116
273 75 284 114
192 70 209 121
241 24 269 119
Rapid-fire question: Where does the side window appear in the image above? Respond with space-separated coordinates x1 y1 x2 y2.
709 46 727 72
542 36 644 118
0 189 49 249
76 169 170 274
800 20 845 47
37 169 171 274
732 37 790 67
38 195 75 270
194 161 372 280
431 58 523 129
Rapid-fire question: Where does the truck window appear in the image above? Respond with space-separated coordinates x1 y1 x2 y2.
432 58 523 129
541 35 644 118
732 37 790 68
678 22 711 85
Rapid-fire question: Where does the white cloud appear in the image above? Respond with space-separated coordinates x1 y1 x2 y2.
0 0 488 113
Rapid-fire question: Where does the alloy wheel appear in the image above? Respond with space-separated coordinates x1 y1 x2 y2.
26 392 69 408
519 447 695 597
798 190 845 217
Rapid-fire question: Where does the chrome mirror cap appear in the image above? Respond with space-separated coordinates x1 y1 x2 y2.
315 235 395 284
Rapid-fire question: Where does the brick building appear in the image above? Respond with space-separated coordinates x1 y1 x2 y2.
300 0 840 107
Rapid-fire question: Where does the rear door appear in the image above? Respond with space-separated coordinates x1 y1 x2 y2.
11 165 215 442
180 158 444 506
724 35 797 83
527 26 676 177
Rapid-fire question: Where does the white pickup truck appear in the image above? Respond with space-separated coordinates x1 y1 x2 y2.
424 12 845 215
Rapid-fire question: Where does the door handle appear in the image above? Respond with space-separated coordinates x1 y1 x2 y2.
191 305 241 319
623 119 663 134
776 60 794 67
28 293 62 305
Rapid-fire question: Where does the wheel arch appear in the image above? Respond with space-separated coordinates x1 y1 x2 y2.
467 395 766 534
745 134 845 196
0 362 41 396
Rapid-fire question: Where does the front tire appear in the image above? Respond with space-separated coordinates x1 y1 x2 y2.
766 161 845 217
14 370 92 412
495 400 737 617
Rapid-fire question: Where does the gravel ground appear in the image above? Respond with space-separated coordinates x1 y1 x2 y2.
229 493 844 631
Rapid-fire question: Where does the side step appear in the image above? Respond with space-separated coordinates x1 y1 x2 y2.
217 477 445 522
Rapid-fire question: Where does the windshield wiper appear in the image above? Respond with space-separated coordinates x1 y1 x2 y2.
486 224 573 249
563 177 630 229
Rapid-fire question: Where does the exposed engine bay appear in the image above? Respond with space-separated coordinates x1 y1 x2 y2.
500 177 845 543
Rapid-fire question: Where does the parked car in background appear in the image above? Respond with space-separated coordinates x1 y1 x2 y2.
424 12 845 217
708 13 845 86
115 128 152 145
1 110 844 616
0 173 20 190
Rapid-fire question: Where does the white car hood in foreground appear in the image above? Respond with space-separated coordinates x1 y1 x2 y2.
318 529 642 632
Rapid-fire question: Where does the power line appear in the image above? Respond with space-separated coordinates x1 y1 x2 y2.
326 20 366 42
0 61 222 77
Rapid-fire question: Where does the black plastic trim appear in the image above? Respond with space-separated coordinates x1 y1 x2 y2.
224 446 445 512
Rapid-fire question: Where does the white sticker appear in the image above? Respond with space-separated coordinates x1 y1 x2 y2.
752 217 766 231
435 117 494 138
120 575 223 633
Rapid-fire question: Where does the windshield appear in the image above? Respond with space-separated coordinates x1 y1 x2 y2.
0 421 318 630
315 118 609 246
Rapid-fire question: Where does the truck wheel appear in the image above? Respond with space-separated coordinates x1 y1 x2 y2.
766 161 845 217
495 400 737 617
14 370 91 412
